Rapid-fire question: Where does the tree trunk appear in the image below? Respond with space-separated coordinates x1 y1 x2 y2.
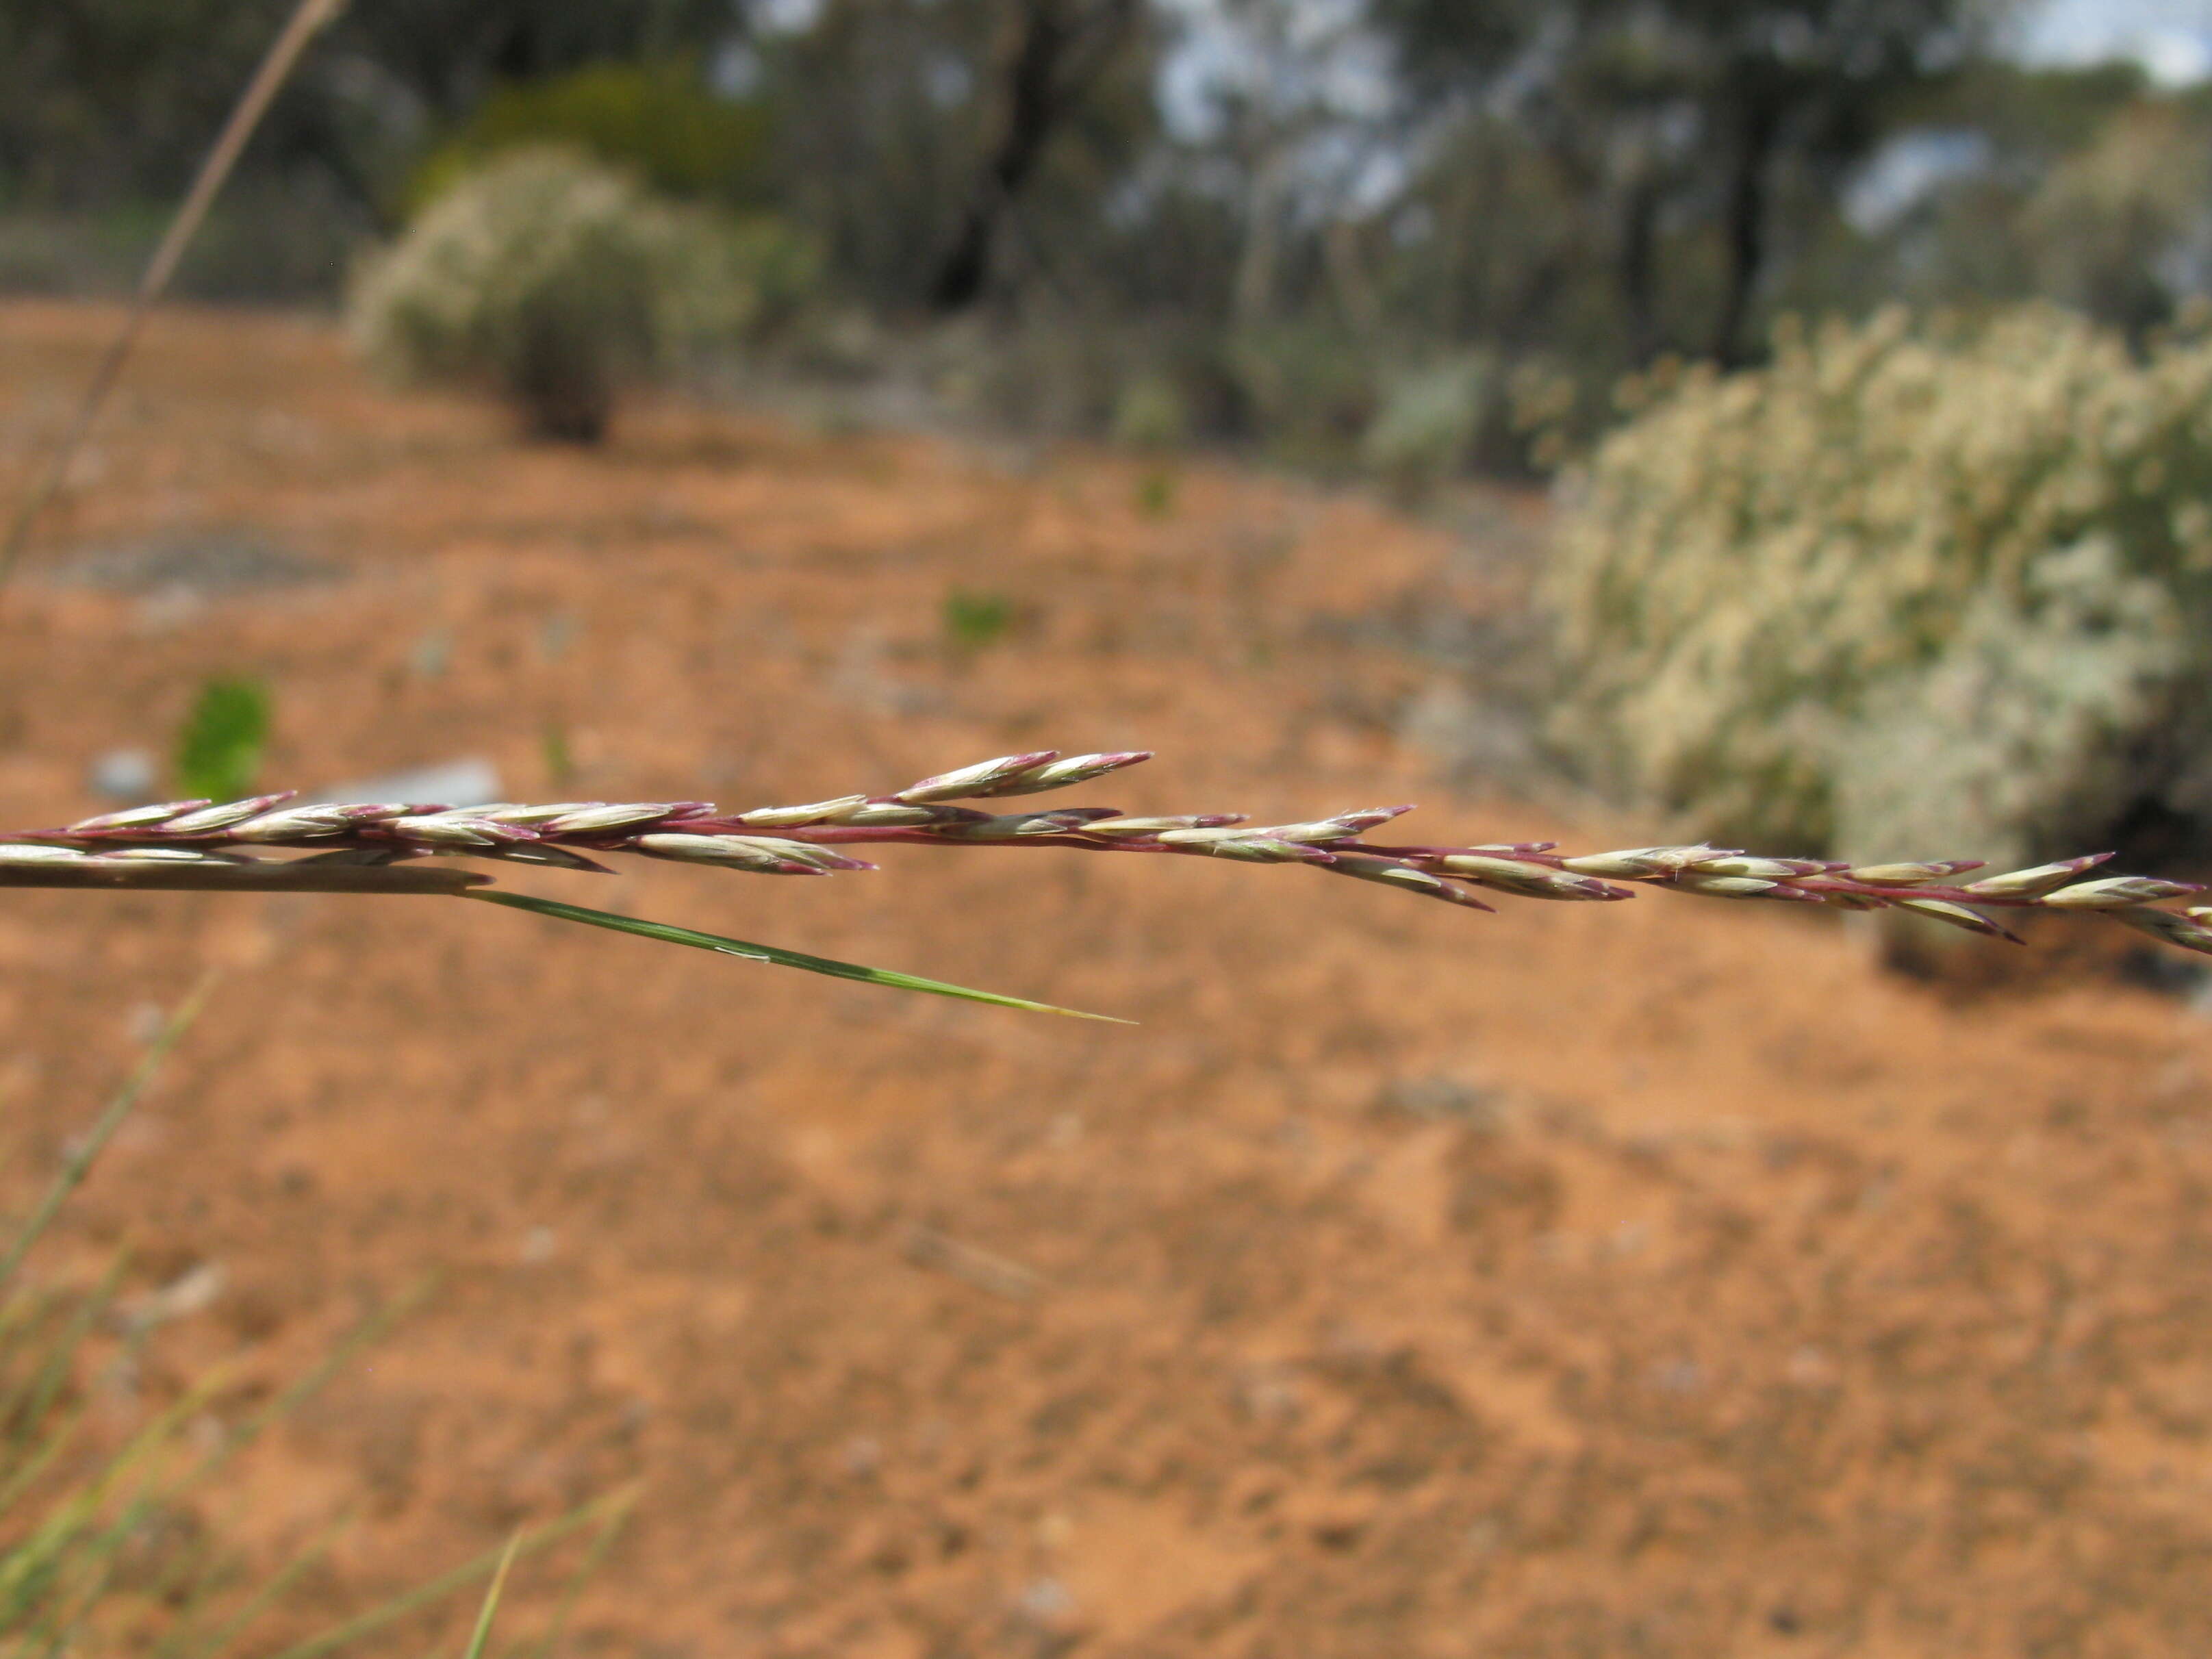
1323 216 1382 337
929 0 1130 314
1712 92 1782 368
1232 149 1291 331
1618 168 1662 366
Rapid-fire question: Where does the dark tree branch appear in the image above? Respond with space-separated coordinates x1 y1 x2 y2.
1712 87 1784 368
927 0 1137 314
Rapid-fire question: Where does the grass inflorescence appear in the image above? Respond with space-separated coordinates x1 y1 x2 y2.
1 749 2207 1016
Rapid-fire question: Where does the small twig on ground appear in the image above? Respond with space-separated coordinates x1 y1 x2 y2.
904 1226 1047 1302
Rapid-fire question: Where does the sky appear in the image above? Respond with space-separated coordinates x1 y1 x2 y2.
2017 0 2212 83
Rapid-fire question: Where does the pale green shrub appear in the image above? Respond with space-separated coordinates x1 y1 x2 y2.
1110 372 1193 451
1228 325 1380 470
348 147 766 443
1361 352 1492 497
1549 304 2212 869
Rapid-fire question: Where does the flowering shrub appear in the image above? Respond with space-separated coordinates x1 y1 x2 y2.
348 147 776 442
1549 304 2212 872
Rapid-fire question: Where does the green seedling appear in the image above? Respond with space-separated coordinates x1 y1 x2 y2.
173 679 270 805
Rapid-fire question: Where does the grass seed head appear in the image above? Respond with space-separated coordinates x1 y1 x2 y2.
1688 854 1835 879
1081 815 1244 837
735 796 871 828
11 752 2212 972
1965 857 2117 898
387 814 533 848
164 796 295 833
2037 876 2202 910
1432 855 1629 900
1896 898 2018 940
636 833 834 874
0 844 90 865
1675 874 1811 900
895 752 1060 804
229 805 360 841
994 752 1152 794
1560 846 1727 878
1844 861 1985 886
68 800 214 831
2113 907 2212 954
541 803 684 835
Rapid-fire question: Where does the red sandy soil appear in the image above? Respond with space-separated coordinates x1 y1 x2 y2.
4 300 2212 1657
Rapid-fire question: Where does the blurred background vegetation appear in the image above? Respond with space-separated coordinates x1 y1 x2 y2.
10 0 2204 455
11 0 2212 889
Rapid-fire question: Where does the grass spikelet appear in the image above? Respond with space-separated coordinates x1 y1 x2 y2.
4 748 2206 1014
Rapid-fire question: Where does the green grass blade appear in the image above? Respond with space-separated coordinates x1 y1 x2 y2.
459 1535 520 1659
509 1487 634 1659
0 973 218 1288
258 1495 623 1659
463 891 1128 1022
165 1508 353 1659
129 1275 431 1632
0 1250 129 1453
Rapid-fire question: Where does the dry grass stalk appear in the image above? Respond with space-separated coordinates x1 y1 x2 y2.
3 749 2206 966
0 0 348 587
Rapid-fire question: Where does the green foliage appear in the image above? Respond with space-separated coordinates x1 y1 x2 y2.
1228 327 1381 472
408 62 775 214
941 587 1013 653
712 213 825 338
1549 304 2212 869
349 147 792 443
173 678 269 805
1134 468 1180 519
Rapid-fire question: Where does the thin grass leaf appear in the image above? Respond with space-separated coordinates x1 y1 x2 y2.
0 974 218 1289
0 1366 231 1636
459 1536 522 1659
509 1489 634 1659
463 890 1128 1022
259 1493 628 1659
0 1265 139 1526
161 1509 355 1659
123 1274 433 1634
0 1250 129 1452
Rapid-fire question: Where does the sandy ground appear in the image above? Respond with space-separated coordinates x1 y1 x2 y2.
4 299 2212 1658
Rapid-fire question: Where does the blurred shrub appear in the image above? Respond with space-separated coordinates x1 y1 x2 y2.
715 214 824 338
1228 326 1381 471
349 147 804 442
409 62 775 214
2021 100 2212 339
1506 355 1588 472
1549 304 2212 870
1111 372 1193 451
0 181 368 305
1361 353 1492 498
